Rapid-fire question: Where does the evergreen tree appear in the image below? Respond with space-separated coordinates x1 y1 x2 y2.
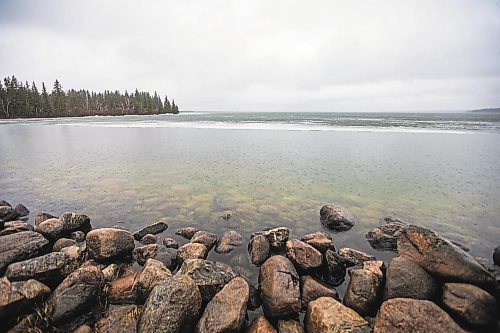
52 79 66 116
164 95 172 113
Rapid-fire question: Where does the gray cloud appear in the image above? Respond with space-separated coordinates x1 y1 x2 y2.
1 0 499 111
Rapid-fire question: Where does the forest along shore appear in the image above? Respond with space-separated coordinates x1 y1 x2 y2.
0 199 499 333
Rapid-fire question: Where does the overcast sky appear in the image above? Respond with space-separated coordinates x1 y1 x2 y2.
0 0 499 112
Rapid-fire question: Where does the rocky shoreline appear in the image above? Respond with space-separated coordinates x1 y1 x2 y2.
0 200 499 332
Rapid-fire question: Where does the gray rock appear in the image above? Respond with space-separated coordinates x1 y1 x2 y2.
384 256 437 300
177 259 238 304
86 228 135 262
494 245 500 266
139 233 158 245
248 234 270 266
286 239 323 270
442 283 497 326
259 255 300 319
306 297 370 333
48 265 104 323
133 222 168 240
320 203 355 231
137 275 202 333
5 251 78 285
34 212 56 226
14 204 29 218
0 220 33 236
190 231 218 250
365 223 404 252
301 275 338 309
337 248 376 267
133 244 160 266
398 224 494 286
163 237 179 249
52 238 77 252
0 200 11 207
0 231 51 275
175 226 200 239
70 230 86 242
323 250 346 286
373 298 467 333
0 206 19 222
277 319 305 333
301 231 335 253
154 247 178 271
215 230 243 254
59 212 91 233
344 261 385 316
195 277 249 333
379 215 407 225
133 258 172 303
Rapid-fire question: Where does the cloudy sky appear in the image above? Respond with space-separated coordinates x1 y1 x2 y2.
0 0 499 112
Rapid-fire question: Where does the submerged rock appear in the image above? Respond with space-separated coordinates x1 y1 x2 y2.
247 316 277 333
365 223 404 252
177 259 238 304
442 283 497 326
259 255 300 319
163 237 179 249
137 275 202 333
373 298 467 333
286 239 323 270
398 225 494 286
344 261 385 316
0 231 50 275
215 230 243 254
305 297 370 333
139 234 158 245
48 265 104 323
191 231 218 250
133 244 160 266
177 243 208 263
133 221 168 240
133 258 172 303
195 277 249 333
248 234 270 266
301 275 338 309
323 249 346 286
320 203 355 231
384 256 437 300
86 228 135 262
337 248 376 267
301 231 335 253
175 226 199 240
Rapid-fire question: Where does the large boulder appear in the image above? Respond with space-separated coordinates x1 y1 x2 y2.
5 252 78 285
398 225 494 286
305 297 370 333
247 316 277 333
320 203 355 231
190 231 218 250
301 232 335 253
133 258 172 303
86 228 135 262
195 277 249 333
133 221 168 240
137 275 202 333
248 234 270 266
337 248 376 267
108 272 138 304
215 230 243 254
286 239 323 270
373 298 467 333
0 231 51 275
177 243 208 263
442 283 497 326
175 226 200 239
48 265 104 323
0 277 50 322
384 256 437 300
95 304 142 333
259 255 300 318
301 275 338 309
133 244 160 266
36 218 65 240
323 249 346 286
177 259 238 304
344 260 385 316
365 223 404 252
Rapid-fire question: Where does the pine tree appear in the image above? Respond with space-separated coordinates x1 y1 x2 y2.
41 82 52 117
164 95 172 113
52 79 66 116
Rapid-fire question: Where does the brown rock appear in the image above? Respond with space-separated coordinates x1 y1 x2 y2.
133 221 168 240
52 238 77 252
337 248 376 267
102 263 120 281
86 228 135 262
259 255 300 318
35 218 64 240
139 233 158 245
175 226 200 239
323 249 346 286
74 324 93 333
247 316 277 333
301 275 338 309
248 234 270 266
59 212 91 233
301 232 335 253
14 204 30 218
260 227 289 251
286 239 323 270
366 223 404 252
384 256 437 300
70 230 86 241
305 297 370 333
442 283 497 326
133 244 160 266
133 258 172 303
215 230 243 254
137 275 202 333
320 203 355 231
195 277 249 333
0 220 33 236
277 319 304 333
0 277 50 322
95 305 141 333
0 206 18 222
34 212 56 226
373 298 467 333
163 237 179 249
344 261 385 316
398 225 494 286
108 272 138 304
177 243 208 263
191 231 218 250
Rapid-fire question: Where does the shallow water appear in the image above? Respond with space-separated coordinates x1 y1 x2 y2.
1 112 500 307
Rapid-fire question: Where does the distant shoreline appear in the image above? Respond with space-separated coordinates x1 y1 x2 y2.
469 107 500 113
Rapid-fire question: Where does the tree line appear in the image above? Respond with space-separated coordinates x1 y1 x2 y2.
0 75 179 119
